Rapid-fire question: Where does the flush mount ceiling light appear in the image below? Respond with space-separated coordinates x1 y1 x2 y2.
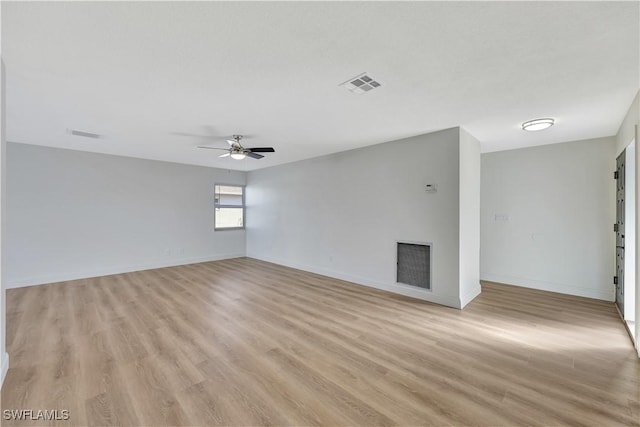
522 118 555 131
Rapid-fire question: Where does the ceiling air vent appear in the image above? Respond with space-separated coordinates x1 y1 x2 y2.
340 72 382 94
67 128 101 139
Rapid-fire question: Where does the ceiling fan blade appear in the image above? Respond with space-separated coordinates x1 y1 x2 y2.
247 147 275 153
246 152 264 159
219 153 231 158
197 146 228 151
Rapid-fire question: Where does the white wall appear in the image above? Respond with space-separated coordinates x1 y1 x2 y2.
636 125 640 356
6 143 246 288
1 59 8 385
247 127 480 309
480 137 616 301
616 91 639 156
625 141 636 323
459 128 481 307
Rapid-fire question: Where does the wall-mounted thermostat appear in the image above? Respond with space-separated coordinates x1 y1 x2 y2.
425 184 437 193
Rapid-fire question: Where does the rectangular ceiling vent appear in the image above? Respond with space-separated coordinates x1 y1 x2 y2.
340 72 382 94
397 242 431 290
67 128 101 139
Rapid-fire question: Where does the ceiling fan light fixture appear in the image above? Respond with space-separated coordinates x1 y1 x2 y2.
197 133 274 160
522 118 555 131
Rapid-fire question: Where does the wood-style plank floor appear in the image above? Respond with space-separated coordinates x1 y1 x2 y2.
2 257 639 426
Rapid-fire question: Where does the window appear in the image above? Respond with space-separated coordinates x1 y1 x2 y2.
214 184 245 230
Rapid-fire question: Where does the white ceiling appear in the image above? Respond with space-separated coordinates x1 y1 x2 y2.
2 1 639 171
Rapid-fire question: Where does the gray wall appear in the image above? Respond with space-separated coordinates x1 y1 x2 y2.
247 127 479 308
480 137 616 300
6 143 246 288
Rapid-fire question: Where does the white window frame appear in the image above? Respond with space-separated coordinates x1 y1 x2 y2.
214 184 245 231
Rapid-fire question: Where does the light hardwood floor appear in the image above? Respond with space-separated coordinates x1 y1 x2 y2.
2 258 639 426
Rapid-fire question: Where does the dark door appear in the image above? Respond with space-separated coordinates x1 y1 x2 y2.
616 150 625 316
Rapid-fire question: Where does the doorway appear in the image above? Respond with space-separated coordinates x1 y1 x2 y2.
616 143 637 341
616 150 625 316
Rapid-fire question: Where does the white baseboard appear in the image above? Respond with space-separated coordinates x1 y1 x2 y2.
6 253 246 289
1 352 8 387
480 273 614 301
460 285 481 309
248 254 461 309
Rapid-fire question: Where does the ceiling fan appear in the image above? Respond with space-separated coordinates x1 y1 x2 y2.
198 135 275 160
